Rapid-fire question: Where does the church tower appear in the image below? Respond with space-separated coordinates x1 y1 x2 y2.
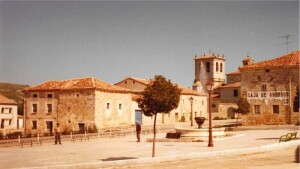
193 52 226 93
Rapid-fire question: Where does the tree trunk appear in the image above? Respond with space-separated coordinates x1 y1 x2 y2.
236 113 240 127
152 113 157 157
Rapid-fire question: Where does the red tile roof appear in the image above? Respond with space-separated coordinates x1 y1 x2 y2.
219 82 241 88
117 77 150 86
23 77 131 93
121 77 206 96
240 50 300 70
0 95 17 105
226 71 241 75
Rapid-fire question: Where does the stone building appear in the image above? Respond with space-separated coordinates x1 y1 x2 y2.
240 50 300 125
115 77 208 126
0 94 18 130
23 77 134 136
214 56 254 119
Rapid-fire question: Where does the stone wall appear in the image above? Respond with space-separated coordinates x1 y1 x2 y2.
95 91 133 129
226 73 241 84
241 66 299 125
220 87 240 103
242 114 285 125
24 91 58 135
58 90 95 133
218 103 238 119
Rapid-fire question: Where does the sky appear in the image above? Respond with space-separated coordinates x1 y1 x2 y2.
0 0 299 88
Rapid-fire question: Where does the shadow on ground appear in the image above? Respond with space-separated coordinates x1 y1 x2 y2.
101 157 137 161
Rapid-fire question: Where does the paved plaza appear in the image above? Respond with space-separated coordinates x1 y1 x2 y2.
0 122 299 169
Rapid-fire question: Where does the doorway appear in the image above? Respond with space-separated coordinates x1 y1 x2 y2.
46 121 53 135
78 123 85 134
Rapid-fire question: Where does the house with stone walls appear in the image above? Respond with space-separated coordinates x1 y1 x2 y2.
115 77 208 126
23 77 135 136
239 50 300 125
214 56 253 119
0 94 19 136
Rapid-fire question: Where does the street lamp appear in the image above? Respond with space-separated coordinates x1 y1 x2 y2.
206 81 214 147
189 96 194 127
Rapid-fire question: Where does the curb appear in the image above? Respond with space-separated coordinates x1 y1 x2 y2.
24 140 300 169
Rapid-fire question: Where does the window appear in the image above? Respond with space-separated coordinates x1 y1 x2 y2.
261 85 267 91
107 103 110 110
206 62 210 72
9 119 12 125
32 94 38 98
273 105 279 114
47 104 52 113
32 104 37 113
32 121 37 129
220 63 223 72
254 105 260 114
47 94 53 98
233 89 238 97
216 62 219 72
1 108 12 113
119 103 122 110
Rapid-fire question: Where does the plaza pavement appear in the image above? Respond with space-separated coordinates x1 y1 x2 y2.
1 121 299 169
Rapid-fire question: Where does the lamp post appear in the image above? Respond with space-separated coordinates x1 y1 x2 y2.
206 81 214 147
189 96 194 127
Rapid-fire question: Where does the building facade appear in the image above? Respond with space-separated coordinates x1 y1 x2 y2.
115 77 208 126
23 77 134 136
0 95 18 130
240 51 300 125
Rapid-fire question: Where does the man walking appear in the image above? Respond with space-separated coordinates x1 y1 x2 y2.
55 123 62 144
135 120 141 142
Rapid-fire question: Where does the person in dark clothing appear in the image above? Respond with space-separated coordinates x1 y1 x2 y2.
55 123 62 144
135 121 141 142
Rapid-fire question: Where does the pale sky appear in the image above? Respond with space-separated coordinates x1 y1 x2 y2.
0 0 299 87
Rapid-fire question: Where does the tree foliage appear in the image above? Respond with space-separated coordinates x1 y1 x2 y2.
234 97 250 114
134 75 181 157
135 75 181 116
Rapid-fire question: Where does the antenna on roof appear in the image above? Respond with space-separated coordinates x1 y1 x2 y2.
279 34 292 54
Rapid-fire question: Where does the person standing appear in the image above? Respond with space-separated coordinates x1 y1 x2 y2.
55 123 62 144
135 121 141 142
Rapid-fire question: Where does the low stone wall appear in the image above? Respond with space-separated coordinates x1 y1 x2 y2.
242 114 285 126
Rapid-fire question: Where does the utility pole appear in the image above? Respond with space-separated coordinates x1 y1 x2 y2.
279 35 292 54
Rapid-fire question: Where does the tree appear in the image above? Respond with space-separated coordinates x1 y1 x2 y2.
234 97 250 125
293 86 299 112
134 75 181 157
